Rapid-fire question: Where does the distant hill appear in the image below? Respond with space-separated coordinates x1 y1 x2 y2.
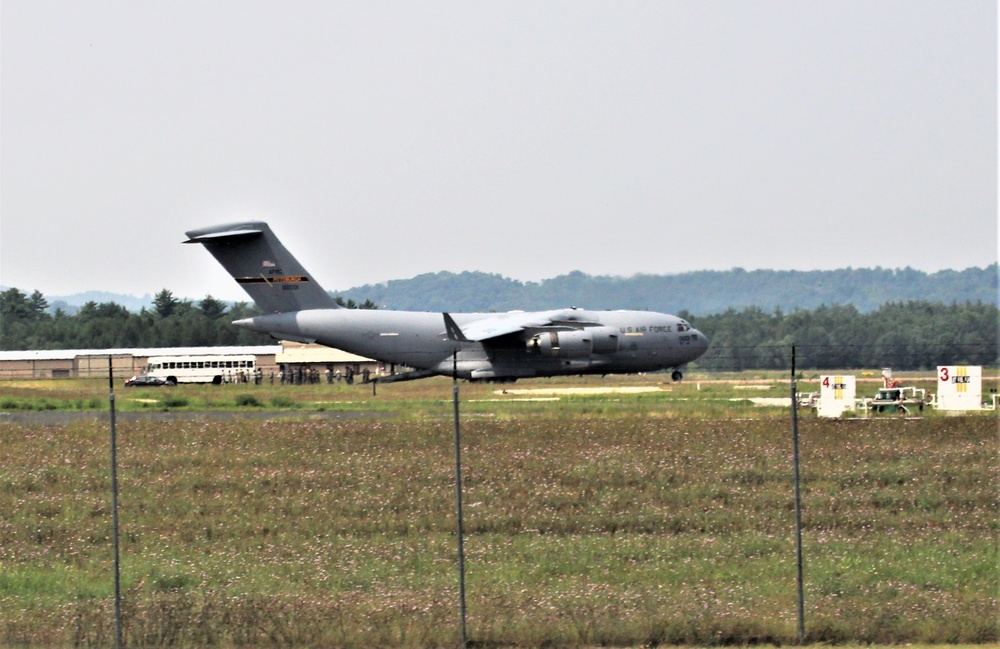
0 289 154 315
332 264 998 315
6 264 996 317
49 291 153 314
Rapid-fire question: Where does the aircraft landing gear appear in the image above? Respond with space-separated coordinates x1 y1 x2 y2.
671 370 683 382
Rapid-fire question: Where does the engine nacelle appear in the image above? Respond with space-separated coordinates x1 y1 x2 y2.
525 328 622 359
526 330 590 359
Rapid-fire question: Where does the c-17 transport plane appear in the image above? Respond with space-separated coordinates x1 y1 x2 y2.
184 222 709 382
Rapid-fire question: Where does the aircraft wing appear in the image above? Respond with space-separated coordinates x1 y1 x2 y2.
444 311 600 342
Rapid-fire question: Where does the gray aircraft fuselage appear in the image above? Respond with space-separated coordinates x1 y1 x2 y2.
234 307 708 381
184 221 709 382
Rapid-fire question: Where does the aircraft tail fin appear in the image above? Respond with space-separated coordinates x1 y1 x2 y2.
184 222 340 313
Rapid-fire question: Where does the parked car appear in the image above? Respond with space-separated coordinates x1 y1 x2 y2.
124 375 167 387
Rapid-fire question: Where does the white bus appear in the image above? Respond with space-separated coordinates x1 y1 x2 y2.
146 354 258 385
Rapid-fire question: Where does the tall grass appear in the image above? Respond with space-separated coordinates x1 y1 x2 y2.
2 372 997 417
1 408 996 646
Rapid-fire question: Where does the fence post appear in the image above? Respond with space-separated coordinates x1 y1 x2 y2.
108 356 123 649
791 345 805 644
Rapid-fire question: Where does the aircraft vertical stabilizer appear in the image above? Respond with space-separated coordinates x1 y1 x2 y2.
184 222 339 313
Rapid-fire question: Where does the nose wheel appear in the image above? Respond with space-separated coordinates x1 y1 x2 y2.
671 370 683 382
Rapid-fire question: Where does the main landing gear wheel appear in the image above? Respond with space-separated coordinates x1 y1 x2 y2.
671 370 683 382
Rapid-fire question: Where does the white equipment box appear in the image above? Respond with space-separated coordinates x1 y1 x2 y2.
818 375 856 418
936 366 982 411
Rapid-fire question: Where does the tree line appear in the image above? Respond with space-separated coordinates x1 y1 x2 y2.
0 287 380 351
1 287 996 371
684 301 998 371
1 288 269 350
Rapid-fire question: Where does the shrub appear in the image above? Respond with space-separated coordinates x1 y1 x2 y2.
235 394 262 407
161 395 189 408
270 395 295 408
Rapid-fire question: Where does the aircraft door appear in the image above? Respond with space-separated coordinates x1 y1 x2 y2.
590 327 619 354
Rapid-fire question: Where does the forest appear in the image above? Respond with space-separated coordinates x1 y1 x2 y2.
683 301 997 371
335 264 998 315
2 286 995 371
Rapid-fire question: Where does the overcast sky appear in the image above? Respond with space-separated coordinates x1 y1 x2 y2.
2 1 996 303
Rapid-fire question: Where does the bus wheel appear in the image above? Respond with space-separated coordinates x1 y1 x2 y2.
212 376 222 385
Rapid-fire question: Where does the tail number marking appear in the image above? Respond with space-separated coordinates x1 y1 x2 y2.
236 275 310 284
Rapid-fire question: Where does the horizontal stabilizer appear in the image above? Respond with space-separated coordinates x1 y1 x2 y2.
183 227 263 243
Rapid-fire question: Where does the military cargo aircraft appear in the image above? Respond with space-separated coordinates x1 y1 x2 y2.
184 222 709 382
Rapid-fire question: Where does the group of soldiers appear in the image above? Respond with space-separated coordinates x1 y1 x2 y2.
276 365 372 385
221 365 376 386
223 369 264 385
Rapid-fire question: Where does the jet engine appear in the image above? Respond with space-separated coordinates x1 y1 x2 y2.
526 327 618 359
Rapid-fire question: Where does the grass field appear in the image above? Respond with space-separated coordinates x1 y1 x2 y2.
1 374 997 647
1 370 995 417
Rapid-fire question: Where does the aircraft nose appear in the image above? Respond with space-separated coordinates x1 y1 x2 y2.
692 328 710 354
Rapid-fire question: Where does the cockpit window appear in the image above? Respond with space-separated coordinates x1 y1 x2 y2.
677 321 690 332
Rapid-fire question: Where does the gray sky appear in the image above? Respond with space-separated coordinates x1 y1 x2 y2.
2 1 996 304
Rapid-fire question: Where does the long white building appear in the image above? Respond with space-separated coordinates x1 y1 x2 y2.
0 343 381 381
